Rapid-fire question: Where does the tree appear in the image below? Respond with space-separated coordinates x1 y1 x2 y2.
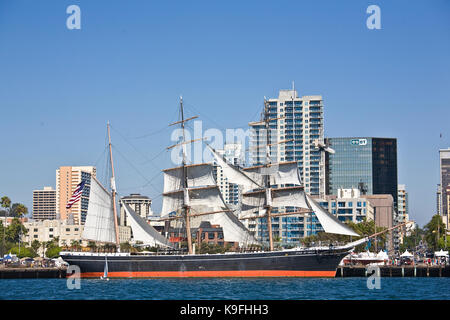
1 196 11 256
45 246 62 258
1 196 11 211
120 242 132 252
87 241 97 252
399 227 425 252
10 203 28 218
424 215 446 250
70 240 81 251
5 218 28 243
31 240 41 253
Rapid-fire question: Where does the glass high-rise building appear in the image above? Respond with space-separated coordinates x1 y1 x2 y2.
249 89 324 196
247 88 325 244
325 137 398 208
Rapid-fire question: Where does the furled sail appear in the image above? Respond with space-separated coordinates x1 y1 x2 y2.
306 194 359 237
188 186 256 244
82 176 117 243
207 145 262 191
199 210 257 244
270 162 302 186
161 163 216 217
122 202 174 248
271 186 309 208
163 164 216 193
161 190 184 217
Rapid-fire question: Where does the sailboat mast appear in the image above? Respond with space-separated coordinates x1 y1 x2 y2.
180 97 193 254
263 98 274 251
107 122 121 249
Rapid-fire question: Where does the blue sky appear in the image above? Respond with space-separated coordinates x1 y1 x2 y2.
0 1 449 227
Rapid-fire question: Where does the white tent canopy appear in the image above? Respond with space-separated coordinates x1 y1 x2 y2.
400 250 413 257
434 249 449 257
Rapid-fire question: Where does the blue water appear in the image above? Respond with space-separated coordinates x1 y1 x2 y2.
1 278 450 300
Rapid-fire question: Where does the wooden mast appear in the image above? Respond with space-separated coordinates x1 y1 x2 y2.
263 98 274 252
180 97 193 255
107 122 121 250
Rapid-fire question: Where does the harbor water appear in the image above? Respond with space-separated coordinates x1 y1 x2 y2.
1 277 450 300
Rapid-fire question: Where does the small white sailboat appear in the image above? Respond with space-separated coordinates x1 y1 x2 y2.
100 255 109 281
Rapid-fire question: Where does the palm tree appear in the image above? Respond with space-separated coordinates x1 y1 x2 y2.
70 240 80 251
31 240 41 253
10 203 28 218
87 241 97 252
1 196 11 257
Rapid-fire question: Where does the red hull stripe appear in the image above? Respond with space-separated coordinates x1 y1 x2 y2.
78 270 336 278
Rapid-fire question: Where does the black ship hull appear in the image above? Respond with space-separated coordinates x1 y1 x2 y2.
61 248 349 278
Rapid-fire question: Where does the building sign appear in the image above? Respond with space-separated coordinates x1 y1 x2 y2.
351 139 368 146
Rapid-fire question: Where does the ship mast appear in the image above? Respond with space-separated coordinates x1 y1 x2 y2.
263 98 275 251
107 122 121 250
180 97 194 255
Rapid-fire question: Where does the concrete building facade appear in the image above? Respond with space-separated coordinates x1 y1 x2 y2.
56 166 96 225
23 219 83 247
32 187 57 220
316 188 374 224
119 193 153 227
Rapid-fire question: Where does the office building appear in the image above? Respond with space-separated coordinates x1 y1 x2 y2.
32 187 57 220
249 89 324 196
325 137 398 208
361 194 395 252
23 219 83 247
56 166 96 225
439 148 450 216
247 88 325 245
397 184 409 244
119 193 153 227
316 188 374 224
397 184 409 223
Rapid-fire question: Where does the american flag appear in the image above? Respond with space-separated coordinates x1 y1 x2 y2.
66 180 86 209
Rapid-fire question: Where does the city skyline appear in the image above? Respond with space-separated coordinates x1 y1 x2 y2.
0 1 449 227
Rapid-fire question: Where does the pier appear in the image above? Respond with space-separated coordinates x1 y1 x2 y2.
335 265 450 277
0 267 67 279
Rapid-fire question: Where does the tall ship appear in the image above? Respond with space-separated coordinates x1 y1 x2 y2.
61 98 377 278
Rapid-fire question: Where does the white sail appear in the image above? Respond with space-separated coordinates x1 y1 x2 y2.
270 162 302 186
163 164 216 193
271 187 309 208
188 186 229 212
82 176 117 243
306 194 359 237
161 190 184 217
123 202 174 248
240 204 266 219
198 210 257 244
207 145 262 191
242 190 265 207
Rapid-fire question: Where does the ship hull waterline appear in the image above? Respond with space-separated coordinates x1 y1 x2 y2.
61 248 349 278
